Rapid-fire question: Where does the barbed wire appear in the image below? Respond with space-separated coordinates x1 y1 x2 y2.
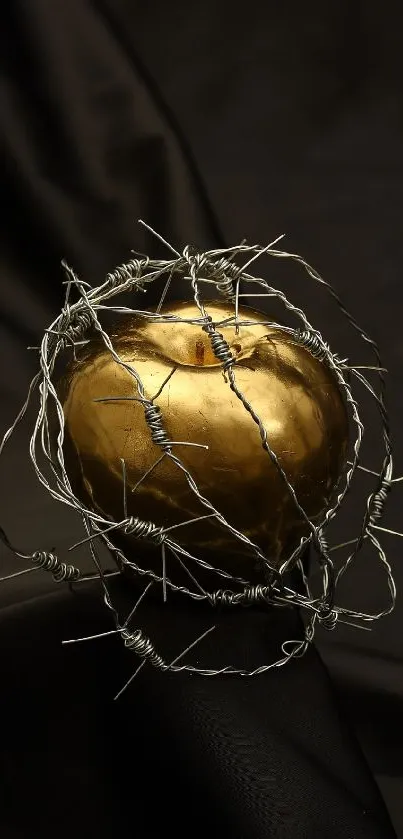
0 221 399 696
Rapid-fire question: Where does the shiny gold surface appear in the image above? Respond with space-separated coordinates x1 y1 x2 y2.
60 301 349 575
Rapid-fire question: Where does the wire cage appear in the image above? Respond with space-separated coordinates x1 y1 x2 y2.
0 222 398 695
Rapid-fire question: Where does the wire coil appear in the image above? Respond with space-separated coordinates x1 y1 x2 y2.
120 628 165 669
123 517 165 544
293 329 330 362
106 256 149 289
32 551 81 582
203 318 235 370
208 584 274 607
144 403 171 449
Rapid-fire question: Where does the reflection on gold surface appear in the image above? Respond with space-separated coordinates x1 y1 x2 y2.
60 301 349 576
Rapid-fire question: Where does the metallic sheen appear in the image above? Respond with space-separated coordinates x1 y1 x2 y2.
60 301 349 574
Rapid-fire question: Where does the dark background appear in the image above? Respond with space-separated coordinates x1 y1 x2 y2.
1 2 402 837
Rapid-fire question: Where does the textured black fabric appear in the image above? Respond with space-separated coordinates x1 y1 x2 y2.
0 581 396 839
1 1 402 836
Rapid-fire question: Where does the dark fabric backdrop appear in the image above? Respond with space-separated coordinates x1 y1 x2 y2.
1 2 402 837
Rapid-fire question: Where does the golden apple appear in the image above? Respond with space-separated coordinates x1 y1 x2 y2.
60 300 348 579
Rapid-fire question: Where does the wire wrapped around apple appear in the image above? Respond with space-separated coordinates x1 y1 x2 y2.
60 300 349 587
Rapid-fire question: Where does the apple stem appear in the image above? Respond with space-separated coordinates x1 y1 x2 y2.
195 340 205 366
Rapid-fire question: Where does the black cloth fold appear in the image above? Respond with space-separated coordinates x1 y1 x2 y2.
1 1 402 835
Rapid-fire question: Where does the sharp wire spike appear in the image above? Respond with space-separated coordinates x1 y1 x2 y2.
138 219 181 256
124 581 154 626
168 624 216 668
116 623 216 700
239 234 285 274
131 453 166 494
234 277 241 335
156 267 175 314
0 567 36 583
162 542 167 603
343 365 388 372
151 366 177 402
161 513 217 534
62 628 120 645
121 458 128 519
347 460 389 479
73 570 121 584
236 293 280 298
167 441 209 449
69 521 123 551
113 660 147 701
93 396 143 404
372 524 403 538
337 619 372 632
62 582 153 645
168 546 208 597
329 536 364 552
